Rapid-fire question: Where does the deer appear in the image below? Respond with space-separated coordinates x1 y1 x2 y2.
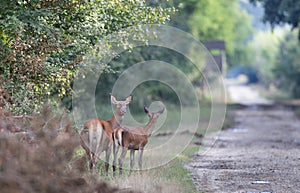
80 94 133 175
112 106 165 176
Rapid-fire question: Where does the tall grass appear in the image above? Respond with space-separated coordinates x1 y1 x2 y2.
0 101 225 193
74 104 214 193
112 156 197 193
0 106 132 193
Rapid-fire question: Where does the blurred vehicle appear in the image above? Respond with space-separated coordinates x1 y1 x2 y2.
226 65 259 84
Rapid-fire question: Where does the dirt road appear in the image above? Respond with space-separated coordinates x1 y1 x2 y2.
187 105 300 193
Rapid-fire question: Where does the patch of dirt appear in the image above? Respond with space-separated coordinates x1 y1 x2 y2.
186 106 300 193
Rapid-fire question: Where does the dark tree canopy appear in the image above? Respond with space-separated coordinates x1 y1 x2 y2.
250 0 300 39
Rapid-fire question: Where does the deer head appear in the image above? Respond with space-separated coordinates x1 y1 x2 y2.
111 94 133 116
144 106 165 119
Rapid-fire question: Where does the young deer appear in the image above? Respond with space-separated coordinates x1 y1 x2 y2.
80 95 133 175
113 106 164 176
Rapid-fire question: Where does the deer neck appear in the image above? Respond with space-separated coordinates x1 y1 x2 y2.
144 117 158 136
109 112 123 130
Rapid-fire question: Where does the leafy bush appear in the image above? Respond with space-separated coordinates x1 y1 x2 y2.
273 30 300 98
0 0 174 115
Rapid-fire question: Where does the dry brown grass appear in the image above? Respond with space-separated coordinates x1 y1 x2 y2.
0 105 199 193
0 106 134 193
113 171 183 193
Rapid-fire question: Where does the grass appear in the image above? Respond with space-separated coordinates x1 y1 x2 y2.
0 101 233 193
110 145 200 193
75 102 233 193
0 105 122 193
255 83 292 102
75 143 199 192
294 106 300 118
221 104 240 130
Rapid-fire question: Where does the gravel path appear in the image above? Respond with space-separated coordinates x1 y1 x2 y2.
187 106 300 193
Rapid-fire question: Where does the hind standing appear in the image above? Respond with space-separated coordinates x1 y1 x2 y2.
80 94 133 175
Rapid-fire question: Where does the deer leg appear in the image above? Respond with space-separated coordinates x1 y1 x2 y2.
138 149 144 175
105 146 111 176
91 153 97 174
113 143 119 177
118 147 128 176
89 152 93 173
129 150 135 176
82 139 93 173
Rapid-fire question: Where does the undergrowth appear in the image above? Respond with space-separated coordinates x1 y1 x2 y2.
0 106 133 193
0 102 231 193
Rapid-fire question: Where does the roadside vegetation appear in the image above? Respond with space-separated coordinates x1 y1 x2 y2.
77 103 232 193
1 0 300 193
0 106 122 193
0 103 226 193
74 104 214 192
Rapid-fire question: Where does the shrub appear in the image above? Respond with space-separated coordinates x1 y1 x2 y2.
0 106 136 193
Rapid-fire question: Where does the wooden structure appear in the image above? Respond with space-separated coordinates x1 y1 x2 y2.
202 40 227 75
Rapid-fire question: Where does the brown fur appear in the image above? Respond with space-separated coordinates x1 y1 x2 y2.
80 95 132 175
113 106 164 176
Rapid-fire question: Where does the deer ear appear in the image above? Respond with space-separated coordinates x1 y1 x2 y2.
110 94 118 104
144 106 149 114
158 107 165 114
125 95 133 104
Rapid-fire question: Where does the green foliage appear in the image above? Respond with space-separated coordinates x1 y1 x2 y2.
0 0 173 115
250 0 300 39
167 0 199 32
95 46 198 109
169 0 253 67
247 28 287 84
273 30 300 98
97 0 254 107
